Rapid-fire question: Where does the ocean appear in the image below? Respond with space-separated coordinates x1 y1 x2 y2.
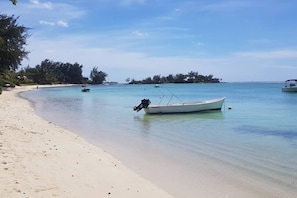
20 83 297 197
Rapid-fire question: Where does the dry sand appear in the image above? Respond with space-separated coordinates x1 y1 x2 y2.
0 86 173 198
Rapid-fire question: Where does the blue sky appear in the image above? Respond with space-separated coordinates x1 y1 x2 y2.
2 0 297 82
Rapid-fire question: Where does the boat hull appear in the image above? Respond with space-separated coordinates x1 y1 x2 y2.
282 79 297 92
144 97 225 114
81 88 90 92
282 87 297 92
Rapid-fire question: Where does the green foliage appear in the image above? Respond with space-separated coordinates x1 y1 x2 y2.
0 14 30 73
90 67 107 84
10 0 17 5
0 77 16 89
0 71 18 87
19 59 83 84
128 71 222 84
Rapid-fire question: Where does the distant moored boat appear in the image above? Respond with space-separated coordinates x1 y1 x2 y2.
81 85 90 92
282 79 297 92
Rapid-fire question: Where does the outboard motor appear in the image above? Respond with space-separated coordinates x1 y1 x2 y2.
134 99 151 112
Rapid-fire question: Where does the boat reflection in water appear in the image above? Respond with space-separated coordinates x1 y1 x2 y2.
134 110 225 134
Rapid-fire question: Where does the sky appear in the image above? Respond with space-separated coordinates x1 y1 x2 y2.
2 0 297 83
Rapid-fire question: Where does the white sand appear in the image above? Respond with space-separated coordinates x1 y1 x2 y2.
0 86 173 198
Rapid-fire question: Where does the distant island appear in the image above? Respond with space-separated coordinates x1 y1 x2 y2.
126 71 222 84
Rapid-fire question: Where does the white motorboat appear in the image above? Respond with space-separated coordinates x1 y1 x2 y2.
282 79 297 92
134 97 225 114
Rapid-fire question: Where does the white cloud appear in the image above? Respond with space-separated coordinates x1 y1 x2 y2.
23 1 85 25
21 33 295 83
39 20 69 28
57 20 69 28
132 30 148 38
39 20 55 26
7 0 295 82
30 0 39 4
29 0 53 9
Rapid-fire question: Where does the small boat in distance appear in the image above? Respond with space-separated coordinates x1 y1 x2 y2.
81 85 90 92
134 97 225 114
81 88 90 92
282 79 297 92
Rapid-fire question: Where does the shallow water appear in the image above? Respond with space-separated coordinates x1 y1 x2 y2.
21 83 297 197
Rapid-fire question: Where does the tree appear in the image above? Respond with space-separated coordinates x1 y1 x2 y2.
20 59 84 84
10 0 17 5
19 66 39 83
125 77 130 83
65 62 83 83
0 14 30 73
166 74 174 83
129 71 222 84
174 73 185 83
142 77 153 84
90 67 107 84
152 75 161 83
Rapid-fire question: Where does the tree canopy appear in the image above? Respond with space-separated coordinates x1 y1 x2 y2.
0 14 30 73
128 71 222 84
10 0 17 5
19 59 84 84
90 67 107 84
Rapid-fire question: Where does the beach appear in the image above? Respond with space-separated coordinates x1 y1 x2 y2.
1 85 296 198
0 86 173 198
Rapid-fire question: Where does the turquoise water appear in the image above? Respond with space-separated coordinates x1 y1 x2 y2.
21 83 297 197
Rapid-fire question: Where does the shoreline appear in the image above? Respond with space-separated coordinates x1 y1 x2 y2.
1 85 296 198
0 85 173 197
